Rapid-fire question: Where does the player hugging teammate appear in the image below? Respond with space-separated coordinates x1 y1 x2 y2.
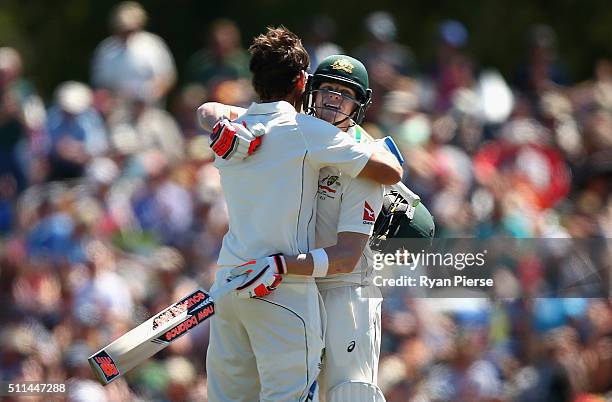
200 27 434 402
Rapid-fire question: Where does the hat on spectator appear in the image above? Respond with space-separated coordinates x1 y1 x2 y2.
55 81 93 115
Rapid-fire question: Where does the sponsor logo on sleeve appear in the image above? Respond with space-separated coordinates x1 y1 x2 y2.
363 201 376 224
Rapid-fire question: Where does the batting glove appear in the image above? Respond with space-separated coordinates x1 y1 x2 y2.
209 118 264 161
227 254 287 299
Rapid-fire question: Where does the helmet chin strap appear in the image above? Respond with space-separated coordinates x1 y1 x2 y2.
317 105 358 129
332 108 360 129
332 115 354 128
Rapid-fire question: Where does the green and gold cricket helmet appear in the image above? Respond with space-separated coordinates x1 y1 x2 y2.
398 202 435 238
305 55 373 125
371 191 435 251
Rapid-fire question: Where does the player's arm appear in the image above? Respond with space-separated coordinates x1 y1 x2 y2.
304 120 403 185
358 146 403 185
197 102 246 131
283 232 369 276
229 176 384 297
227 232 368 298
199 103 403 184
285 173 385 276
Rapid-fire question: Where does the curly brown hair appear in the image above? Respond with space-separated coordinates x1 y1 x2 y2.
248 26 310 101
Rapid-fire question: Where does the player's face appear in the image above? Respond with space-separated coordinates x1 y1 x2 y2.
313 82 359 131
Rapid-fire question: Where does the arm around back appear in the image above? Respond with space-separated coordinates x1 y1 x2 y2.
357 149 403 185
283 232 369 276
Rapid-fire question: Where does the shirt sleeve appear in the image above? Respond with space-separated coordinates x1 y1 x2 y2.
337 177 384 235
301 117 372 178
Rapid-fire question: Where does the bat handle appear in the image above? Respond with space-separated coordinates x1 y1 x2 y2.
208 272 249 301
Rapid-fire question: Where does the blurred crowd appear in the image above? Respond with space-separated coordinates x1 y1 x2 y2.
0 2 610 401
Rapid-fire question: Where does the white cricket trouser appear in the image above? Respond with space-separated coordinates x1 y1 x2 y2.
317 284 383 401
207 267 325 402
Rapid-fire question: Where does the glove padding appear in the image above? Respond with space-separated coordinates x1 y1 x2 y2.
209 118 265 161
227 254 287 298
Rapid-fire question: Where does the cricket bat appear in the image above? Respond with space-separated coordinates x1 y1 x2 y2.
88 275 247 385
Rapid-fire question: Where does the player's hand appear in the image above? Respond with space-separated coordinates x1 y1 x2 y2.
209 118 265 161
227 255 287 298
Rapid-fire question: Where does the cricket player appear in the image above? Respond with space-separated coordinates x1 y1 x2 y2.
202 54 436 401
202 53 430 401
303 56 387 402
302 56 436 402
204 28 402 402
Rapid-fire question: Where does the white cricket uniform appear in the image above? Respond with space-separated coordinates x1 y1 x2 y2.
206 101 373 402
314 126 385 401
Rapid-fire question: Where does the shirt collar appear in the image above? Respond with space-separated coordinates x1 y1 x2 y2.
245 100 296 115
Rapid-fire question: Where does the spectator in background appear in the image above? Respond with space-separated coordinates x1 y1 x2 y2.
378 88 431 149
354 11 416 121
430 20 476 113
170 84 208 139
515 24 570 110
46 82 108 180
0 47 46 191
184 19 250 89
302 15 344 71
130 150 193 246
91 1 176 105
24 188 87 264
354 11 416 78
73 240 134 321
107 94 185 164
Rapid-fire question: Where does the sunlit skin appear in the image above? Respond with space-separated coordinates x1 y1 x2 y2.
313 82 359 131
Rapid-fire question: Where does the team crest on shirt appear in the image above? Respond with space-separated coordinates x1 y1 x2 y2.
326 175 339 186
318 175 341 200
363 201 376 224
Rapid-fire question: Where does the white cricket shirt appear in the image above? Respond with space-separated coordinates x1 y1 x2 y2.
215 101 372 269
315 125 384 288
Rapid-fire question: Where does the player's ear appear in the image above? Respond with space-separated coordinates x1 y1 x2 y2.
296 71 307 92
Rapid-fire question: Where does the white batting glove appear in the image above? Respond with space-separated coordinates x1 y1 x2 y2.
227 255 287 299
209 118 265 161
